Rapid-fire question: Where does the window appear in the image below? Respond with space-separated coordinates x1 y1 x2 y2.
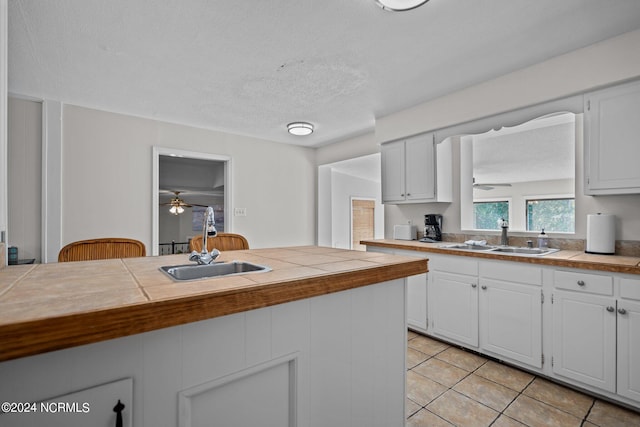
473 201 509 230
526 198 575 233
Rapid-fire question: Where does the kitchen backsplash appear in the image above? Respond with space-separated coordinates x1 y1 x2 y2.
440 233 640 257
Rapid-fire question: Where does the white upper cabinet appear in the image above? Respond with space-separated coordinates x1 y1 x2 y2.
381 133 451 204
584 79 640 195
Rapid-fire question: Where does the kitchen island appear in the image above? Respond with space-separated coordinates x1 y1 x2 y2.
0 246 427 427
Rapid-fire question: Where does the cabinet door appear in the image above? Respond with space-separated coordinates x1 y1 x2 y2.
617 299 640 403
407 273 428 332
428 271 478 347
0 378 132 427
381 140 405 203
480 279 542 368
552 291 616 392
585 80 640 194
405 135 435 201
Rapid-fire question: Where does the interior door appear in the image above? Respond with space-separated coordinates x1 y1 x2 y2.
351 199 374 251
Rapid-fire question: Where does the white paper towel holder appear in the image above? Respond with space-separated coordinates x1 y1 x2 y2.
586 213 616 255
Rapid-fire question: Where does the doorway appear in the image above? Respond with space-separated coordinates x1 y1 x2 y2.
152 147 231 256
351 198 375 251
317 153 384 249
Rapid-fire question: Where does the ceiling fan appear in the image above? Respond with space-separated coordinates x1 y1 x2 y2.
472 177 512 191
160 191 207 215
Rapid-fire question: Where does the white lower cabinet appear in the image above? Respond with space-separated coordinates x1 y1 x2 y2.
479 261 543 368
480 279 542 368
364 245 640 410
407 272 428 332
366 246 428 333
616 298 640 402
551 270 640 407
429 270 478 347
552 290 617 392
428 256 543 369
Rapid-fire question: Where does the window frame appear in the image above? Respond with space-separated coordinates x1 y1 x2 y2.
472 197 512 231
524 194 575 233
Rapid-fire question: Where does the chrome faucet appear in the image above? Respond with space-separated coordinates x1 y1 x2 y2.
189 206 221 265
499 218 509 246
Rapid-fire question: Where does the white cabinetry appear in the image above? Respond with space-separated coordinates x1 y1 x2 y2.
428 255 478 348
407 272 428 332
584 79 640 195
366 246 427 332
1 378 132 427
617 277 640 402
428 255 543 369
551 270 621 394
0 280 407 427
479 261 543 368
381 134 451 204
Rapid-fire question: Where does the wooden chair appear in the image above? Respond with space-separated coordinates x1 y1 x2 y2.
58 238 146 262
189 233 250 252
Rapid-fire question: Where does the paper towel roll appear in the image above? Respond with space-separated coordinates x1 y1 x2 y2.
586 213 616 255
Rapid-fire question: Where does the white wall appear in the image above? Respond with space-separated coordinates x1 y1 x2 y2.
61 105 316 252
329 170 384 249
321 29 640 241
0 0 7 266
7 97 41 262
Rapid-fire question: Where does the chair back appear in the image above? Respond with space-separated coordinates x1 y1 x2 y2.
58 238 146 262
189 233 250 252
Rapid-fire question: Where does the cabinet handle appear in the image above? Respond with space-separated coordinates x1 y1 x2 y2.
606 306 615 312
481 285 487 290
407 193 411 196
577 280 585 286
618 308 627 315
471 283 477 288
113 399 125 427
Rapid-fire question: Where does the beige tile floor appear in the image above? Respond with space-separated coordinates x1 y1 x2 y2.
406 331 640 427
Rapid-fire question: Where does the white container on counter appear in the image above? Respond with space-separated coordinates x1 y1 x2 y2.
586 213 616 255
393 224 417 240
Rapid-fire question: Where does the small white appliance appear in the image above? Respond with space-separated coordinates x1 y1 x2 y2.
393 224 417 240
586 213 616 255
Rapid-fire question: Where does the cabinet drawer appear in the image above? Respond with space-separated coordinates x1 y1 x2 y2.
479 261 541 286
554 270 613 295
620 277 640 301
431 256 477 276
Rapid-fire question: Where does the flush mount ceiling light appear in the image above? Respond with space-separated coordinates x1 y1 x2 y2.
287 122 314 136
375 0 429 11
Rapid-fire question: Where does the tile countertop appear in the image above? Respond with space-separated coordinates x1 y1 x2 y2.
0 246 427 362
361 239 640 275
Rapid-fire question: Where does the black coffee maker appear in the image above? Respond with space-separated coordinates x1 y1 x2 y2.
421 214 443 242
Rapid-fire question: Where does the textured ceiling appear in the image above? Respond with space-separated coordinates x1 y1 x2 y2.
473 113 575 185
8 0 640 147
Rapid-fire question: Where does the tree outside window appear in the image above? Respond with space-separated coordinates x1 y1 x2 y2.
473 201 509 230
526 198 575 233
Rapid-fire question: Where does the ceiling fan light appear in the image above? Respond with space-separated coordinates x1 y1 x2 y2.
169 204 185 215
375 0 429 11
287 122 314 136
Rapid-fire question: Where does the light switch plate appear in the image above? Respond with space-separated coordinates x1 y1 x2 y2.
234 207 247 217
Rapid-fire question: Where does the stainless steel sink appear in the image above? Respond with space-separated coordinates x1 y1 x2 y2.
491 247 559 256
439 243 495 251
439 243 559 256
160 261 271 281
